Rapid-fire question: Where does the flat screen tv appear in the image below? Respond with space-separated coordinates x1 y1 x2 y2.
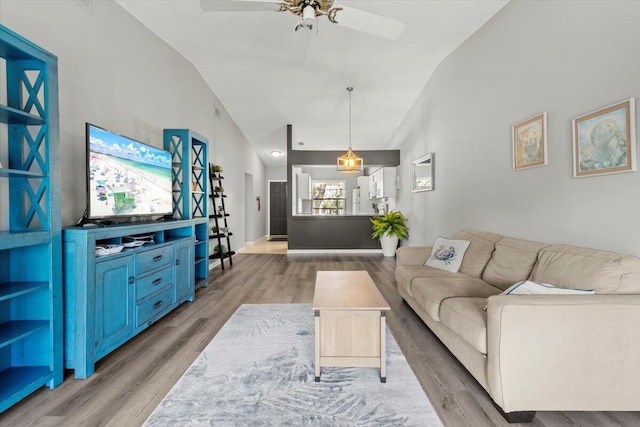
86 123 173 220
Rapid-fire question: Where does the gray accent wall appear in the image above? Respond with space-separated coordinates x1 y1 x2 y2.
392 0 640 256
0 0 268 249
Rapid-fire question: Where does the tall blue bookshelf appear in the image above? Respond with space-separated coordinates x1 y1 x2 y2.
0 25 62 412
164 129 209 289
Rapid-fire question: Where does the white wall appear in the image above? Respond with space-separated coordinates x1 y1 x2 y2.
0 0 267 250
266 166 286 181
392 0 640 256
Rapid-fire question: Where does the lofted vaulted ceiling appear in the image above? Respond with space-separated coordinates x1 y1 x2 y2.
116 0 508 166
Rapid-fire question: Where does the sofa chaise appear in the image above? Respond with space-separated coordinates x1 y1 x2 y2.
395 229 640 423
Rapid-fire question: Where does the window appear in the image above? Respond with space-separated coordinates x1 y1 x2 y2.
312 181 346 215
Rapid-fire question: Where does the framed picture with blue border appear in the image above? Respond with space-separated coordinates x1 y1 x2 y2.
572 98 636 178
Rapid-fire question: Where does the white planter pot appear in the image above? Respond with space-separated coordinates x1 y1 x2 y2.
380 234 399 257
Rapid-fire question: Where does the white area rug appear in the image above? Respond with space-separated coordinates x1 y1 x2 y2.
144 304 442 426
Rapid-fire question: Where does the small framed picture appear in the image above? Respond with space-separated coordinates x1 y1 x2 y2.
512 112 547 170
573 98 636 178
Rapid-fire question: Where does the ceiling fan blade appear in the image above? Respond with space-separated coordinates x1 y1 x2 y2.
286 27 312 66
200 0 279 12
332 6 405 40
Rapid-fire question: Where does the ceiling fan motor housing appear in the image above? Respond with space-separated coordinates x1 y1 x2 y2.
280 0 342 22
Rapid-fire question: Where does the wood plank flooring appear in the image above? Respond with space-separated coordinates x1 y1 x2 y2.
1 253 638 426
237 235 287 254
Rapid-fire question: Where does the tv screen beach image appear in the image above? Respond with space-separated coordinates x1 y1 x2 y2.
88 125 173 218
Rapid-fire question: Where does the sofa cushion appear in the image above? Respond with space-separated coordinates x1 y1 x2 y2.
455 229 503 279
483 237 549 290
395 265 474 298
440 297 488 354
425 237 470 273
531 244 640 294
411 276 501 321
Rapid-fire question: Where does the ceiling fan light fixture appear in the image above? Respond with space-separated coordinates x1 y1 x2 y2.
294 4 316 31
302 5 315 23
279 0 345 30
337 86 363 173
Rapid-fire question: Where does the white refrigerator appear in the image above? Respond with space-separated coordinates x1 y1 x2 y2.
352 179 373 214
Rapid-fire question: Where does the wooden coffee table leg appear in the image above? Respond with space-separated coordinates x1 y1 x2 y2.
380 311 386 383
314 310 321 382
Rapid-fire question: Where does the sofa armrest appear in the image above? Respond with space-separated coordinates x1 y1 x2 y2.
396 246 432 266
486 294 640 412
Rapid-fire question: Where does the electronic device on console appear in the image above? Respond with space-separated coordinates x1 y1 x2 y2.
84 123 173 223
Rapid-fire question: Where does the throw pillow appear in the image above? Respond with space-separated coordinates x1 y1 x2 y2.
425 237 471 273
483 279 595 311
502 280 596 295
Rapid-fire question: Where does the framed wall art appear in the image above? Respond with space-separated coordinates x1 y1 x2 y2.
573 98 636 178
411 153 434 192
512 112 547 170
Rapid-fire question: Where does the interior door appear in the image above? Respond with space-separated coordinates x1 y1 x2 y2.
270 182 287 235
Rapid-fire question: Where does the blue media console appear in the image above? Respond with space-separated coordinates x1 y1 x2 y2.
63 219 208 379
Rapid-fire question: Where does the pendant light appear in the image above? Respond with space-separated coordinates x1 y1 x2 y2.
337 87 363 173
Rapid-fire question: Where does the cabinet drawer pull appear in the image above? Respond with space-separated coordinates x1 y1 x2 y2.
152 278 162 286
176 259 181 265
129 276 135 284
153 301 163 309
153 255 163 262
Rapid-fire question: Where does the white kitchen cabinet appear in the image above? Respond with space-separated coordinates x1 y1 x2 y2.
369 167 396 199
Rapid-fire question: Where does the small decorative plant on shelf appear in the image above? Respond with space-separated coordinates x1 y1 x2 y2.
371 210 408 257
214 185 224 195
214 243 228 255
217 205 224 213
212 164 223 176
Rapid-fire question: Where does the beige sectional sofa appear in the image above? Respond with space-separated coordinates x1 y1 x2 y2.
395 229 640 423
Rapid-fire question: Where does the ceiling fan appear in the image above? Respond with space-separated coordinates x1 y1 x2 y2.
200 0 406 40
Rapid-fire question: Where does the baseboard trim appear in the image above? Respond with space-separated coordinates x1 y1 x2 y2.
247 234 268 245
287 249 383 254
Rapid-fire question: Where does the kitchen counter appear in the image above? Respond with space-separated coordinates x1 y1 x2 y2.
292 213 377 218
288 215 380 250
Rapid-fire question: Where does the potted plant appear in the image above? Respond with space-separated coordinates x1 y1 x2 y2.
212 164 223 176
371 210 408 257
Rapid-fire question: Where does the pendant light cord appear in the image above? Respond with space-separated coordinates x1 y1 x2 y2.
347 86 353 150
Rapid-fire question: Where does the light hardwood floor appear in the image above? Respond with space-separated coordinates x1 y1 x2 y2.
237 235 287 254
1 253 638 426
